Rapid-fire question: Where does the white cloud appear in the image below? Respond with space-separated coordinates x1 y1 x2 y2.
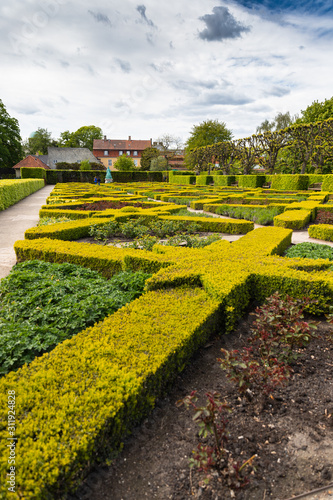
0 0 332 144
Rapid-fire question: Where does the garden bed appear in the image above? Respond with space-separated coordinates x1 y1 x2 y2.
75 311 333 500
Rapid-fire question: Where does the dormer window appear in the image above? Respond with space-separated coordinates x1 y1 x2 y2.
119 150 123 156
127 150 131 156
104 150 108 156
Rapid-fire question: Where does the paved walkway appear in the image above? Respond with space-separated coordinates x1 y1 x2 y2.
0 184 54 280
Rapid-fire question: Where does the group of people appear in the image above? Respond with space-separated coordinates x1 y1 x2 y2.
93 176 101 186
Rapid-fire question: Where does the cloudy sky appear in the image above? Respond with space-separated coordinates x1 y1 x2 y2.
1 0 333 145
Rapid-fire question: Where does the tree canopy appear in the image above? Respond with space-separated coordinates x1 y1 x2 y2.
256 112 296 134
0 99 23 168
113 154 136 171
185 119 233 151
58 125 103 150
139 147 160 171
26 128 55 155
297 96 333 124
150 155 168 171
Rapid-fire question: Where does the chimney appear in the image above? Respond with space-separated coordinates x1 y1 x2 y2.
104 135 107 140
128 135 131 141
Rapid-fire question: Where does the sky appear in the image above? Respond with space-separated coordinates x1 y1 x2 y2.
1 0 333 146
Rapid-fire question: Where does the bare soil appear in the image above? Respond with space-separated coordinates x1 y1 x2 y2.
68 311 333 500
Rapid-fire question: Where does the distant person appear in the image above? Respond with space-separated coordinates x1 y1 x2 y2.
94 176 98 184
97 177 101 186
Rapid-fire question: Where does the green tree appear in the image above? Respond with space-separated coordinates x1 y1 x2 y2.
58 125 103 150
79 160 90 171
27 128 55 155
113 154 135 171
186 119 233 150
150 155 168 171
256 112 296 134
297 96 333 124
139 147 160 171
185 119 233 169
0 99 23 169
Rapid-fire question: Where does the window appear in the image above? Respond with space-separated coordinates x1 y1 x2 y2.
104 150 108 156
108 159 112 166
127 150 131 156
134 159 138 167
133 151 138 156
53 160 57 164
119 150 123 156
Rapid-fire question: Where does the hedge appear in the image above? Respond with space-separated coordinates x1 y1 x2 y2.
308 224 333 242
273 209 312 230
0 179 45 211
24 218 111 241
196 175 213 186
169 175 196 185
21 167 46 180
14 238 171 277
0 285 220 499
321 175 333 192
284 201 319 220
159 215 254 234
270 175 310 191
5 225 333 497
237 175 266 188
212 175 236 186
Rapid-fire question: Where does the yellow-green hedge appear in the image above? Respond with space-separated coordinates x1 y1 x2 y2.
308 224 333 242
0 286 221 499
39 208 94 219
0 179 44 211
159 215 254 234
274 209 312 229
24 218 111 241
14 238 171 277
4 225 333 498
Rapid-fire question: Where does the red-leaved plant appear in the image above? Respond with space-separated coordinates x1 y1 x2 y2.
177 391 256 488
219 292 318 399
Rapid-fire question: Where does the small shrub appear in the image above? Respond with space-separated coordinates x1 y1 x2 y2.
177 391 256 489
218 293 317 399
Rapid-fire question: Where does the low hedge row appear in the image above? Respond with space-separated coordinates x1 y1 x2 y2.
190 198 225 210
321 175 333 192
21 167 46 180
24 218 111 241
39 208 93 219
284 201 319 220
274 209 312 229
237 175 266 188
212 175 235 186
195 175 213 186
169 175 196 185
158 215 254 234
0 179 45 211
271 175 310 191
0 285 221 498
5 226 333 497
45 170 164 185
14 238 172 277
308 224 333 242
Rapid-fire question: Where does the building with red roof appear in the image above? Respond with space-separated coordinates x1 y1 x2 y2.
93 136 152 170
